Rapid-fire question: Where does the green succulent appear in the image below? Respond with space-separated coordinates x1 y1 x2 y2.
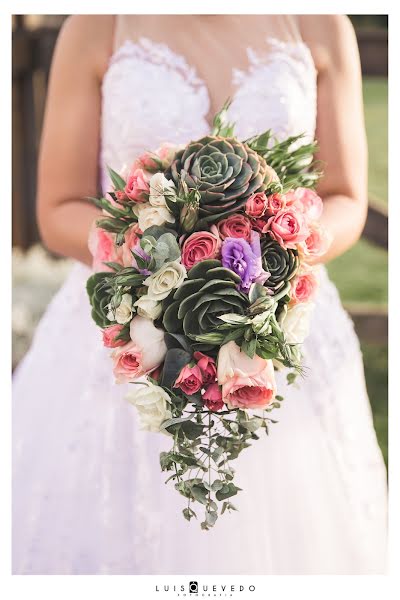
162 259 249 344
86 268 144 328
261 237 299 292
170 136 268 222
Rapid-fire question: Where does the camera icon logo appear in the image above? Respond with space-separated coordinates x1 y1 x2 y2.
189 581 198 594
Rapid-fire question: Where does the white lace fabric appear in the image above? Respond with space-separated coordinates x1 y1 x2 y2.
13 21 387 575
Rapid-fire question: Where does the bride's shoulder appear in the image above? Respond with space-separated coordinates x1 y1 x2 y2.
298 15 359 72
55 15 115 79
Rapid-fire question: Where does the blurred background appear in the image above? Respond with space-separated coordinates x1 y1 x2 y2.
12 15 388 465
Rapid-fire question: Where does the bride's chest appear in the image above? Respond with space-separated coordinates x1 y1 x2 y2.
100 37 317 175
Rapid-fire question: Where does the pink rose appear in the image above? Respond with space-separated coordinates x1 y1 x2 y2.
132 143 178 173
202 383 224 411
174 364 203 395
287 188 323 223
245 192 268 218
88 223 120 272
116 223 142 268
131 151 159 174
217 341 276 410
290 269 319 305
265 208 309 249
299 222 332 262
111 315 167 383
124 168 150 203
102 324 126 348
155 143 179 169
217 214 252 241
181 228 221 269
194 351 217 384
111 341 144 383
251 218 269 233
265 193 286 216
115 189 128 202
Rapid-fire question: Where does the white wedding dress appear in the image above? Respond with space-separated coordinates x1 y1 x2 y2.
12 16 387 575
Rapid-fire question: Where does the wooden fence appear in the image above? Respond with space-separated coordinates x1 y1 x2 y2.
12 19 388 341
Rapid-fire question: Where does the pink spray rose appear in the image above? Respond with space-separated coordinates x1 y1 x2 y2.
194 351 217 384
174 364 203 395
102 324 126 348
155 143 179 169
217 214 252 241
132 143 178 173
251 218 269 233
202 383 224 412
298 222 332 262
265 207 309 249
245 192 269 218
265 193 287 216
217 341 276 410
286 188 323 223
116 223 142 268
111 315 167 383
181 227 221 269
115 189 128 201
290 269 319 305
124 168 150 203
88 223 120 272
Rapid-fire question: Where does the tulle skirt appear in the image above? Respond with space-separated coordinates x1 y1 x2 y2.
12 263 387 574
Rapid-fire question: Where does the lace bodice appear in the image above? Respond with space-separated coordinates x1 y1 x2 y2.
100 31 317 192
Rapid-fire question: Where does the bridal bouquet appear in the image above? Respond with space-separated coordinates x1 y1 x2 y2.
87 104 330 529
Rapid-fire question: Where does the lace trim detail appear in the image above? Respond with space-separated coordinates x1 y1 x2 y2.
107 37 208 95
233 37 316 86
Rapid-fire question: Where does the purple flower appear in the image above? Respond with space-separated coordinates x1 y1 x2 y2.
132 243 151 276
221 232 269 292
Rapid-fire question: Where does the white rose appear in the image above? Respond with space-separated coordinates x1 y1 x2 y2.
134 295 163 320
148 172 176 207
108 293 133 324
144 261 187 301
280 302 315 344
133 202 175 231
129 315 167 368
125 382 172 432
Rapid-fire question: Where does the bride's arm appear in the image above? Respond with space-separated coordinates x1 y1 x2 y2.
36 16 114 266
301 15 368 263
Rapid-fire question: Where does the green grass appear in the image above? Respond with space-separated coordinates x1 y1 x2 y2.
326 237 387 305
361 342 388 467
363 77 388 207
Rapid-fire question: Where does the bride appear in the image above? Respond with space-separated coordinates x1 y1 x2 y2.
12 14 387 574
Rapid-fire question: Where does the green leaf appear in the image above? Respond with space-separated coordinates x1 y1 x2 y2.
183 507 197 521
211 480 224 492
107 166 126 191
161 414 197 431
191 484 209 505
205 510 218 527
215 483 241 501
181 420 206 440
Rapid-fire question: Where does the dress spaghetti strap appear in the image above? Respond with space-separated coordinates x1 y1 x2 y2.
112 14 136 52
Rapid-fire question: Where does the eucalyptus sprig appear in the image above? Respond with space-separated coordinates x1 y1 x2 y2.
159 389 282 529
